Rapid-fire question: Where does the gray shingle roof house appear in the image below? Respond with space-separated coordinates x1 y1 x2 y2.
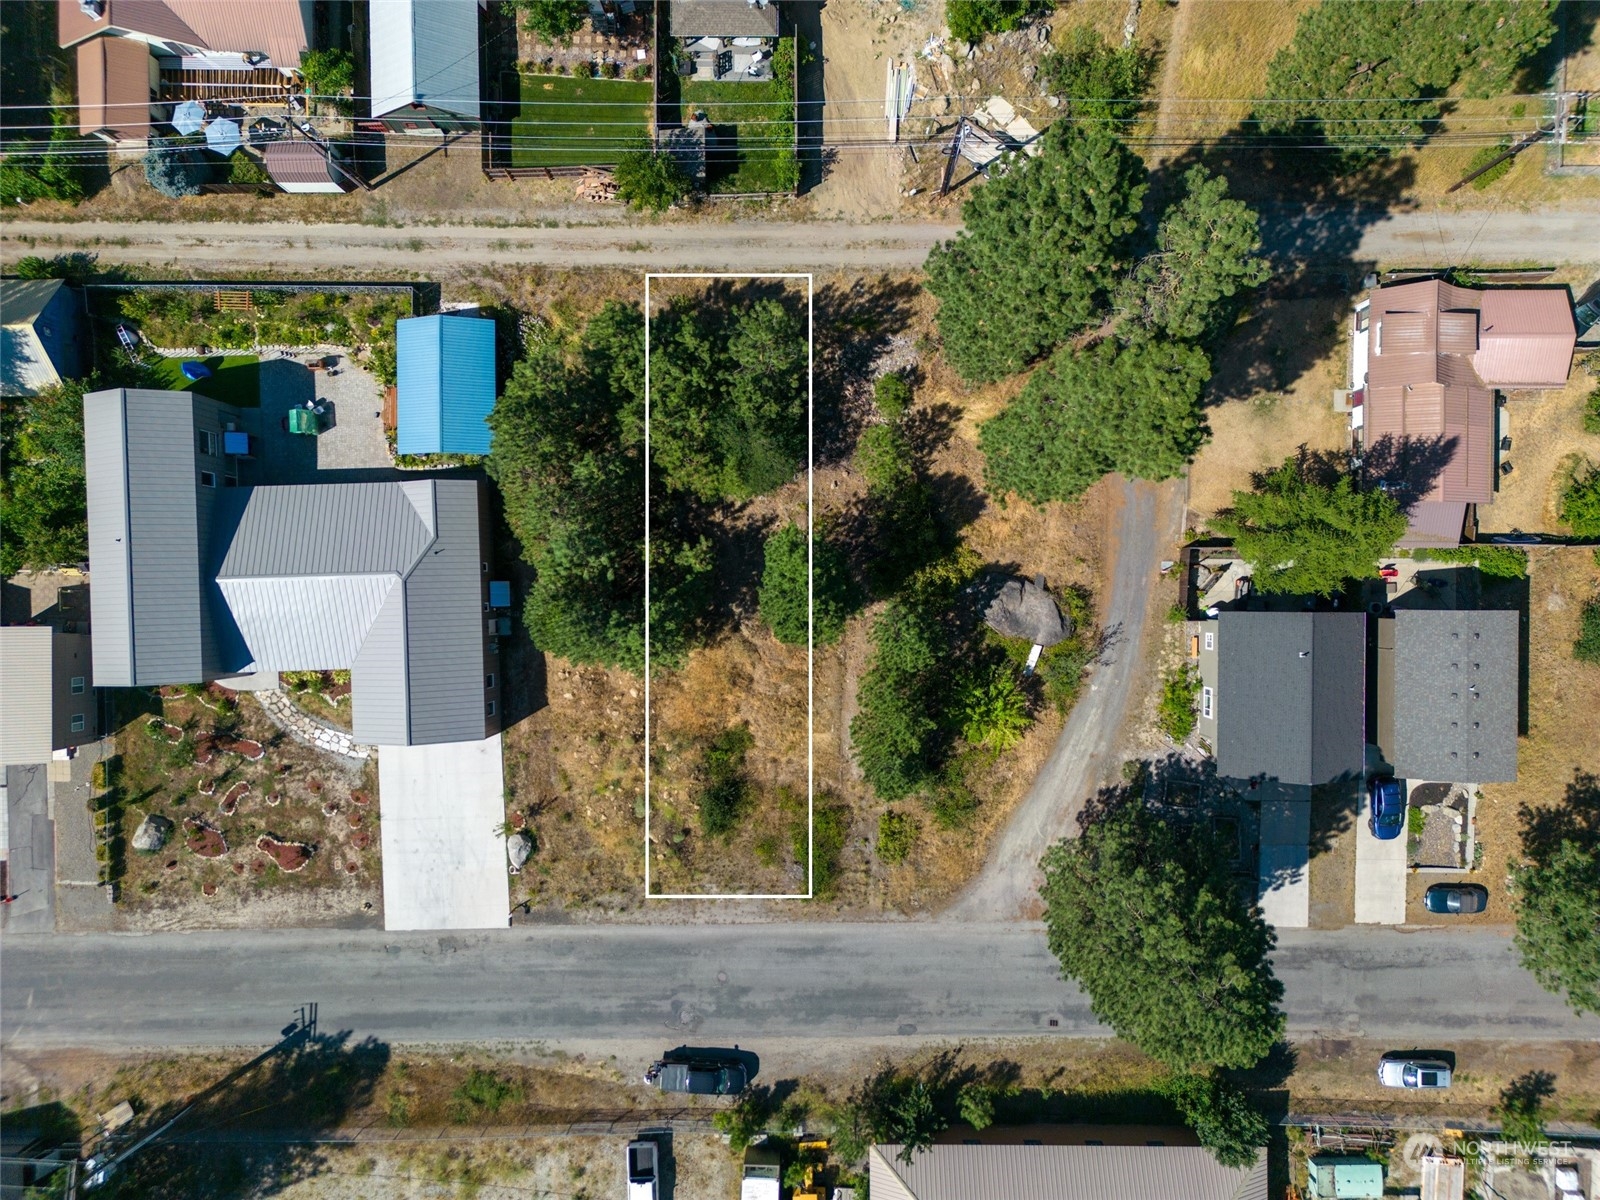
869 1131 1268 1200
1376 609 1518 782
1207 611 1366 787
84 389 498 746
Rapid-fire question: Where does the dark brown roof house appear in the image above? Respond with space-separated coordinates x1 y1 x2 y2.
1345 279 1576 546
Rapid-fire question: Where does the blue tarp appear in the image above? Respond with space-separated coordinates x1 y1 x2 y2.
395 314 497 456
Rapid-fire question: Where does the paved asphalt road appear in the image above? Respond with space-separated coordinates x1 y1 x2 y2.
1 924 1584 1051
4 206 1599 273
946 479 1184 921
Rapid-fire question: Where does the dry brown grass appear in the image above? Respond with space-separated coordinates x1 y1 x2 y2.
1409 547 1600 924
1481 362 1600 535
1163 0 1312 144
1187 293 1353 520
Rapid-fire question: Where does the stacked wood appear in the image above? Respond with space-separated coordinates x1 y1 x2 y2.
576 170 619 202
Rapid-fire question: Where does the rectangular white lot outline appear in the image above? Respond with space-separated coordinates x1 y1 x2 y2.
644 272 814 899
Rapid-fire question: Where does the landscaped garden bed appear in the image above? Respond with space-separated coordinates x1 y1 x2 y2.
674 39 799 194
100 684 379 927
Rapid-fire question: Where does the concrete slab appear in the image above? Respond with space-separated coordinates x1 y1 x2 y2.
378 736 509 931
1355 784 1408 924
2 764 55 932
1258 799 1311 929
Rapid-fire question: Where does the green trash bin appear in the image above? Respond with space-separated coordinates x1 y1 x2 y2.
288 407 319 436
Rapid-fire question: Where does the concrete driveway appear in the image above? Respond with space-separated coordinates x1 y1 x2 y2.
1354 782 1408 925
378 736 509 931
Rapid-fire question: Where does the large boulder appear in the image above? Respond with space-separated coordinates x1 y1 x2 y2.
507 831 534 871
132 814 174 853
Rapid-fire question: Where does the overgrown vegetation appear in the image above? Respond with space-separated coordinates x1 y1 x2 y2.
697 725 755 838
0 378 89 574
1559 462 1600 538
876 809 917 864
946 0 1053 44
450 1069 525 1123
758 523 860 647
1213 457 1408 596
1257 0 1558 165
1575 598 1600 666
1157 665 1200 742
0 111 89 205
1040 796 1286 1071
1160 1073 1271 1168
504 0 586 42
613 145 691 211
1466 140 1516 190
299 47 356 100
1039 26 1154 123
1415 545 1529 578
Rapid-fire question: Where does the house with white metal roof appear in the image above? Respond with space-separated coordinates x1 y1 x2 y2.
2 279 84 397
83 388 499 746
369 0 481 132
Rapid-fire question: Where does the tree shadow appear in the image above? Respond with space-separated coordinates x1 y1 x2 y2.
1518 769 1600 864
107 1030 390 1198
1500 1068 1557 1112
812 276 924 466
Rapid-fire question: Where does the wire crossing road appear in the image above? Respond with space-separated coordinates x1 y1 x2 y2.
0 925 1583 1051
3 205 1599 273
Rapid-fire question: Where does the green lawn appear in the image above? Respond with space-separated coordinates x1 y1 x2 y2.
148 355 261 407
512 74 651 167
680 69 796 194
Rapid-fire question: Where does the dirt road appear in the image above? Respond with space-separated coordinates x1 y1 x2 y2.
0 218 961 274
6 205 1600 276
942 477 1186 923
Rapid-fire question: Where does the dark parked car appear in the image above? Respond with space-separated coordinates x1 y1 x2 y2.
1368 776 1405 840
1574 283 1600 332
1424 883 1489 914
646 1056 748 1096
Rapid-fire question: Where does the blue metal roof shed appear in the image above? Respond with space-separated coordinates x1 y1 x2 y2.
396 315 497 456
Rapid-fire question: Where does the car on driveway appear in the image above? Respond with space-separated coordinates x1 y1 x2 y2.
1368 776 1405 840
1424 883 1489 914
1378 1056 1452 1088
646 1056 749 1096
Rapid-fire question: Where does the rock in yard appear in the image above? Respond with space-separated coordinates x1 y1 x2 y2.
507 831 534 870
132 814 174 853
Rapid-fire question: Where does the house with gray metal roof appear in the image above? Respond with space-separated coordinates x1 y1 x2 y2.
84 388 499 746
869 1129 1268 1200
1376 609 1518 783
369 0 481 131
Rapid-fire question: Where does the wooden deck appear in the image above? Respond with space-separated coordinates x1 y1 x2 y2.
158 68 294 104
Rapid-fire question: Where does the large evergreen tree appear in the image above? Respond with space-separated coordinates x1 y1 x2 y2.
1510 773 1600 1017
1259 0 1558 159
0 379 90 574
1116 166 1270 344
1040 800 1286 1071
978 338 1212 504
924 121 1146 383
1211 457 1408 597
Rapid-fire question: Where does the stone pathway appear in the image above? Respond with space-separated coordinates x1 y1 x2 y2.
253 691 374 761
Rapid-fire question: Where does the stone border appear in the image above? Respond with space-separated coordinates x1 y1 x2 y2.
253 691 374 761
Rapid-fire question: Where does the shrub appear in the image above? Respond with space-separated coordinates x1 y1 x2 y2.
299 47 356 97
450 1069 524 1121
1575 598 1600 666
143 138 212 198
1162 1073 1271 1168
873 372 912 423
758 523 860 646
698 725 755 837
876 810 917 864
1584 385 1600 435
508 0 587 42
855 424 916 494
926 758 980 830
946 0 1051 44
799 802 849 899
959 667 1032 751
613 145 691 211
1158 664 1199 741
712 1090 772 1152
1559 463 1600 538
1416 545 1528 579
226 150 269 185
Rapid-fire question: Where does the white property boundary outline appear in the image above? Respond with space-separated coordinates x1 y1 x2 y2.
644 272 815 900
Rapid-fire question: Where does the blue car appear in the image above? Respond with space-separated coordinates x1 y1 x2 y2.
1368 776 1405 840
